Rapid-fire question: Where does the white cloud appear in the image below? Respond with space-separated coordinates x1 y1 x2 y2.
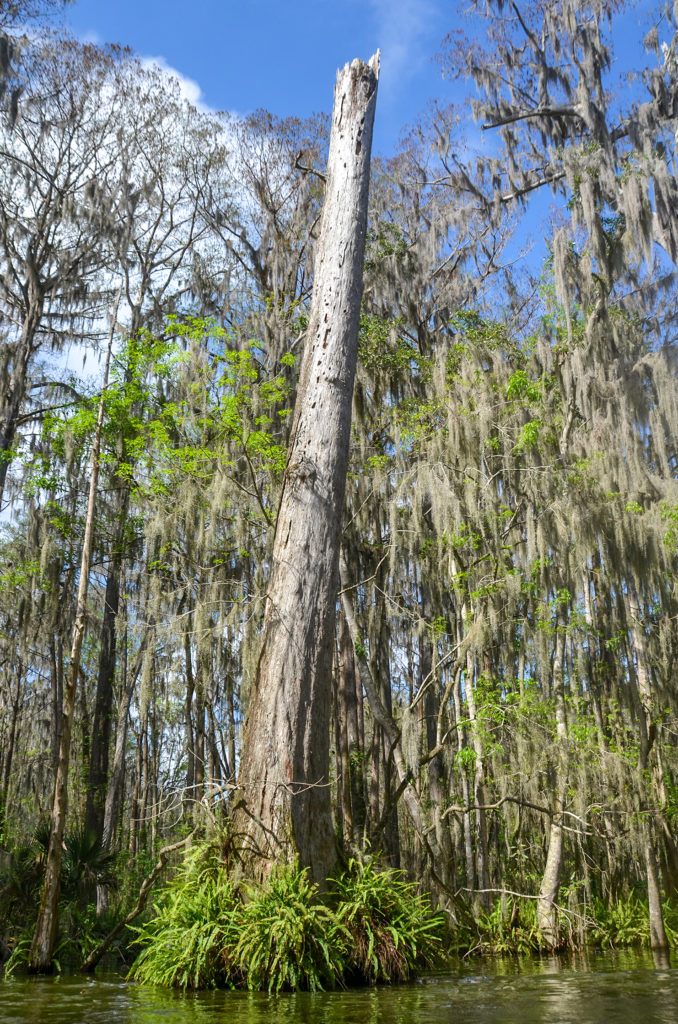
139 56 214 113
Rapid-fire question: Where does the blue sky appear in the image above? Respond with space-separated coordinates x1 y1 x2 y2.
62 0 456 156
58 0 659 266
60 1 659 157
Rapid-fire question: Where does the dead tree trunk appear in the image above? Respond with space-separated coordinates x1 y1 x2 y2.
233 53 379 885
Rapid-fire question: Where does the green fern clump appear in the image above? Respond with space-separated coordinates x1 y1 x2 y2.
129 844 240 990
128 845 447 992
590 895 649 948
466 898 541 955
589 895 678 949
235 863 347 993
330 858 446 983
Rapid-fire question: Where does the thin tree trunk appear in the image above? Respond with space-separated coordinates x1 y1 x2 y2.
465 650 489 907
128 722 143 858
49 636 64 780
226 666 236 782
338 602 365 843
138 721 151 853
85 492 128 841
376 592 400 867
339 559 461 915
644 817 669 950
96 632 148 916
0 298 43 506
233 53 379 885
335 622 354 846
421 585 454 890
537 608 568 947
0 658 22 832
627 574 670 950
184 629 196 809
82 833 194 973
30 325 114 973
452 663 475 892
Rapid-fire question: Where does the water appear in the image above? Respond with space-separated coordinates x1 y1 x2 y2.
1 950 676 1023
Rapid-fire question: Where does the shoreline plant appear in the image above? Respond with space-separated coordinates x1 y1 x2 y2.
127 845 448 992
331 857 446 983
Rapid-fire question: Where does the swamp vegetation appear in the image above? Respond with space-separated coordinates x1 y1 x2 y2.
1 0 678 990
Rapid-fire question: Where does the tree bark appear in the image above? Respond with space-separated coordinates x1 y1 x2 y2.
96 631 148 916
30 331 113 973
627 574 670 950
85 486 129 842
0 297 43 507
339 559 460 915
536 607 568 947
233 53 379 885
0 656 23 833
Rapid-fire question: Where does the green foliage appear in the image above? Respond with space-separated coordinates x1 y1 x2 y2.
505 369 544 404
128 845 446 992
462 899 542 956
358 313 424 378
453 894 678 957
3 934 35 977
28 316 292 534
330 858 446 983
590 895 678 949
0 826 127 975
512 418 542 454
661 501 678 551
0 824 112 924
235 863 346 993
60 827 116 898
130 843 240 990
365 221 410 271
0 837 45 925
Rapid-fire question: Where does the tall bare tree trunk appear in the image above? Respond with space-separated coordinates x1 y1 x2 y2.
627 574 670 950
30 327 114 973
85 486 129 842
537 607 568 947
0 655 23 833
233 54 379 884
96 630 148 916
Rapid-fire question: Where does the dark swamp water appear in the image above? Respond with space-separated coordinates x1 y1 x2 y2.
1 949 677 1024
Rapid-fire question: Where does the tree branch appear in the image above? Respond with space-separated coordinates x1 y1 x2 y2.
80 832 195 973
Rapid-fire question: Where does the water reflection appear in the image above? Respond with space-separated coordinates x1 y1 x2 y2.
652 948 672 970
0 950 677 1024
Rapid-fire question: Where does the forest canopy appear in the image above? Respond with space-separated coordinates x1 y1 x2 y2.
0 0 677 979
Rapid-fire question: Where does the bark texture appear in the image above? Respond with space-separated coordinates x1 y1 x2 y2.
233 53 379 885
29 324 114 972
536 612 568 946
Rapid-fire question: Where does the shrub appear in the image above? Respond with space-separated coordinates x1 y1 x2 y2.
462 898 541 955
129 845 447 992
589 895 678 949
330 857 446 983
129 843 240 990
235 863 347 993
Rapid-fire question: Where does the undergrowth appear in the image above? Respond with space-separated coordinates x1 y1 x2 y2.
589 895 678 949
129 843 240 990
331 857 445 982
236 867 347 993
458 893 678 955
128 849 447 992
